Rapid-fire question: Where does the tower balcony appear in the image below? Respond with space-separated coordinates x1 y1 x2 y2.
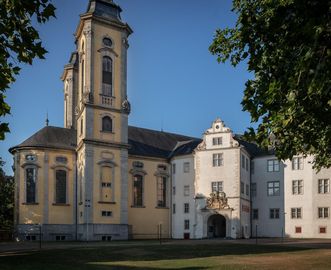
99 94 116 108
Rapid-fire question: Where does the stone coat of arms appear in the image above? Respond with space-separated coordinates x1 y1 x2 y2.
206 191 230 210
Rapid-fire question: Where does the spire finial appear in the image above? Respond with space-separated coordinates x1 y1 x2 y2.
46 111 49 126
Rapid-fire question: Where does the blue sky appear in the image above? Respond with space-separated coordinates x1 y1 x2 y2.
0 0 252 175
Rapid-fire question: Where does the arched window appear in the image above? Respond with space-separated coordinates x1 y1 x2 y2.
157 176 167 207
133 175 143 207
55 170 67 204
81 59 85 97
26 168 36 203
102 116 112 132
102 56 112 96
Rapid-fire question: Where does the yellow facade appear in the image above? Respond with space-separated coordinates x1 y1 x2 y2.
17 149 75 226
128 157 171 239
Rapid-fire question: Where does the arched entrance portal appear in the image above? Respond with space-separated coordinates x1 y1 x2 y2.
207 214 226 238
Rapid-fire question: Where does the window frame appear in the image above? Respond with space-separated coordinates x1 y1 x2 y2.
25 166 38 204
267 181 280 196
267 159 280 172
156 176 168 208
102 56 113 97
291 207 302 219
292 180 304 195
292 157 304 170
183 162 190 173
211 181 223 193
133 174 144 207
318 179 330 194
318 207 329 219
184 203 189 213
212 153 223 167
101 115 113 133
184 219 190 230
269 208 280 219
55 169 67 204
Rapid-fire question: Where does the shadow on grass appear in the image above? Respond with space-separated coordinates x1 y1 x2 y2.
0 243 312 270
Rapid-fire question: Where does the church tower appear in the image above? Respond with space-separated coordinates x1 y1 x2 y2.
62 0 133 240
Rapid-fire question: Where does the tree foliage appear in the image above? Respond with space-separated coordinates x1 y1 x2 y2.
0 0 56 140
210 0 331 169
0 158 14 229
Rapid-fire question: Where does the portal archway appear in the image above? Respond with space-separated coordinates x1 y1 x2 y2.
207 214 226 238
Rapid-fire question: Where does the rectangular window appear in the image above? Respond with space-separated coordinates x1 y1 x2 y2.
133 175 143 207
320 227 327 234
292 180 303 195
270 208 280 219
101 211 112 217
212 137 222 145
295 227 302 233
251 183 257 197
318 207 329 218
291 208 302 219
172 163 176 174
172 186 176 195
292 157 304 170
212 153 223 167
184 185 190 196
184 203 189 213
211 181 223 192
267 159 279 172
246 184 249 196
172 203 176 214
55 170 67 204
157 177 167 207
267 181 280 196
240 182 244 194
318 179 329 194
241 155 245 169
184 219 190 230
26 168 36 203
245 157 249 171
252 209 258 220
183 162 190 173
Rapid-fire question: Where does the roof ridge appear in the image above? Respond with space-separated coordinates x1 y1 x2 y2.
128 125 199 140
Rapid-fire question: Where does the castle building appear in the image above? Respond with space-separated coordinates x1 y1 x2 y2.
10 0 331 241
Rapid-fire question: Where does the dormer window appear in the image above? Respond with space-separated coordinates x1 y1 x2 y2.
103 37 113 47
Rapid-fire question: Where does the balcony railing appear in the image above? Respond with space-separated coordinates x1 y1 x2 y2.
100 94 115 107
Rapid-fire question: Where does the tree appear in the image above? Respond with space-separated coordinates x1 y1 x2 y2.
0 158 14 229
0 0 56 140
210 0 331 170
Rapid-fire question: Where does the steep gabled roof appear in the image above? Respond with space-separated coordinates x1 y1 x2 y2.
128 126 200 159
234 134 273 157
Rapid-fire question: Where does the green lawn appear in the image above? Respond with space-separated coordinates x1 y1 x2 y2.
1 242 330 270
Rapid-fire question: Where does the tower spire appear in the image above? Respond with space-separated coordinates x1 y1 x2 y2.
45 111 49 126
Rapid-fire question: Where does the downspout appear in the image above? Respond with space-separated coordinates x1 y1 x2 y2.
75 152 78 241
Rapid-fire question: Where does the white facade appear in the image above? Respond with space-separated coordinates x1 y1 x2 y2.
284 156 331 238
251 156 285 237
170 119 331 240
171 155 196 239
172 118 251 239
